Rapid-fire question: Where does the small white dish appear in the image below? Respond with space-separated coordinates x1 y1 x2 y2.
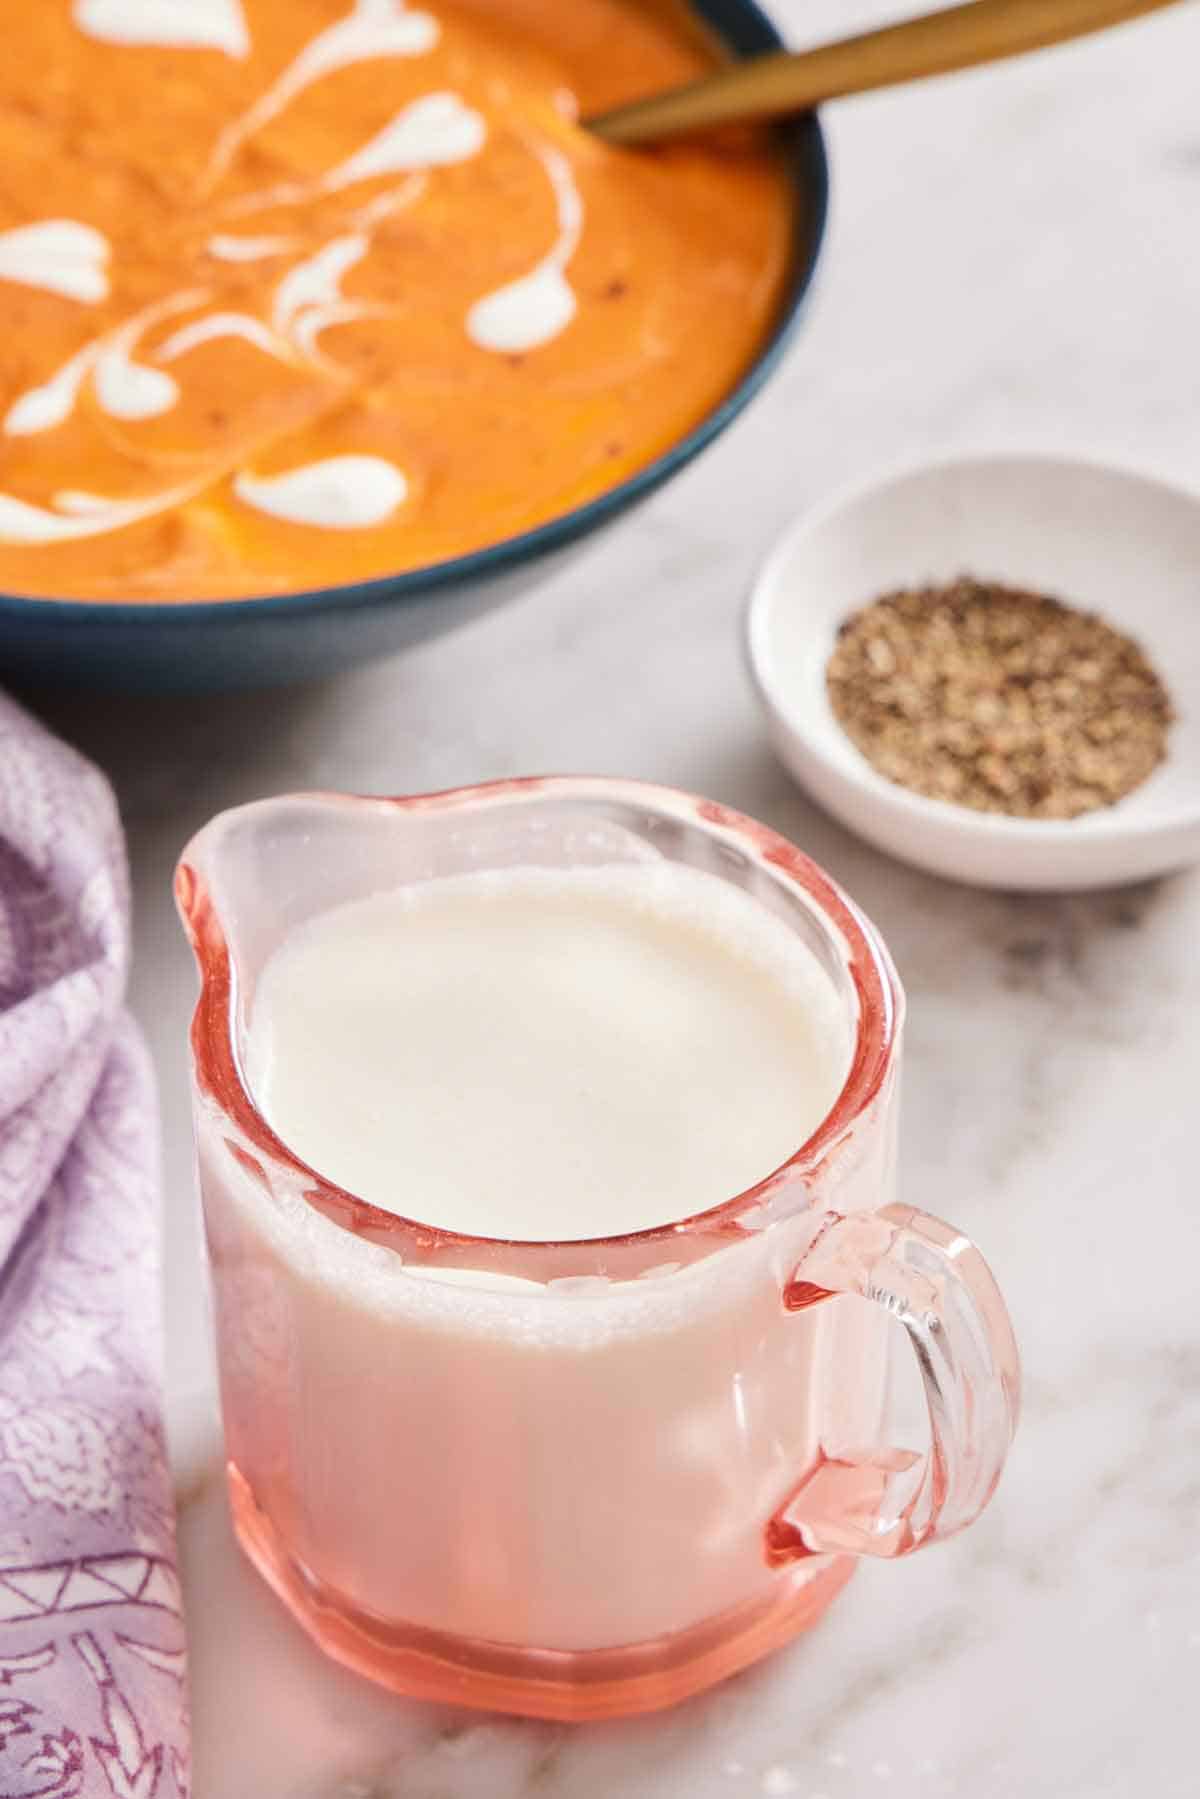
746 453 1200 891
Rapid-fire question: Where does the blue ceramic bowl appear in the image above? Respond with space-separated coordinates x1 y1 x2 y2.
0 0 827 692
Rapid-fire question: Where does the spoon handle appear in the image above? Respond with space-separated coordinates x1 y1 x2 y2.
588 0 1182 144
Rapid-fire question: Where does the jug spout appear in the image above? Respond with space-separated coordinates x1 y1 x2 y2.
180 789 501 1129
175 777 667 1013
174 778 700 1263
177 791 435 1150
175 781 583 1118
177 790 436 998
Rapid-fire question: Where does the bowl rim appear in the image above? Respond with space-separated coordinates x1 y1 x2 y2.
746 447 1200 848
0 0 828 629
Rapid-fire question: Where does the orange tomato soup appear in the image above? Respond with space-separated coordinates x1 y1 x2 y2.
0 0 796 600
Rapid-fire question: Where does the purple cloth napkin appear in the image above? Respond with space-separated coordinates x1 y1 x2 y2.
0 696 187 1798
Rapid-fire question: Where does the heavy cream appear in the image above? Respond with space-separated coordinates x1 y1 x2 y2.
244 863 851 1241
186 794 904 1673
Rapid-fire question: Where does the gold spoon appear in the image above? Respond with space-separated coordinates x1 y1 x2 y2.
587 0 1183 145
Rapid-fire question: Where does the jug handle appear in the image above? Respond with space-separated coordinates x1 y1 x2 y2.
769 1204 1020 1562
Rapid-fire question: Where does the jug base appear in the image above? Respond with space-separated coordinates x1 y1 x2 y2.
226 1461 856 1720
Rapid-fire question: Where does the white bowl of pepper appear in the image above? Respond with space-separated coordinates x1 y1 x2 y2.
747 453 1200 890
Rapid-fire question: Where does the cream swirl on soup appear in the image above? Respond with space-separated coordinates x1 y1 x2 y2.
0 0 793 597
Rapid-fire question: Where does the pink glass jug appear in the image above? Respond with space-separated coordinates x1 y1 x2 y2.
176 778 1019 1720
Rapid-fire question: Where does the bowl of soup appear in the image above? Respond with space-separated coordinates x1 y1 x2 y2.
0 0 825 690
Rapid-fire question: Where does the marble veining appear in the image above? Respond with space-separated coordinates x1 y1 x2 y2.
31 0 1200 1791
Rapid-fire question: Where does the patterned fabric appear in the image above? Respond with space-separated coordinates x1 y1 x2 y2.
0 695 187 1797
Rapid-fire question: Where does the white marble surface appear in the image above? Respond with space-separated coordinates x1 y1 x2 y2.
25 0 1200 1792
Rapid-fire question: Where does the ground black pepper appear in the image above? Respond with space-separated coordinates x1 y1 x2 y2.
825 577 1173 820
